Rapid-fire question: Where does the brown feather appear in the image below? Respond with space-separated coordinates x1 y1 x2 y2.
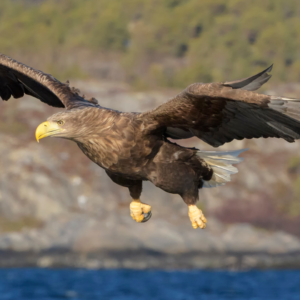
223 64 273 91
141 69 300 147
0 53 95 109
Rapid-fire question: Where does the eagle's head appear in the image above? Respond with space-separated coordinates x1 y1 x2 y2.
35 108 99 142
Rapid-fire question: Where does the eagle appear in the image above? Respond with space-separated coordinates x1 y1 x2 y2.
1 53 300 230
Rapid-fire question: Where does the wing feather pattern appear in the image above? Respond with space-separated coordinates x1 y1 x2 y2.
0 53 95 109
141 66 300 147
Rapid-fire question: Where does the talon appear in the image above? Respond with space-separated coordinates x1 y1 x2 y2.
130 199 152 223
201 214 207 223
188 205 207 229
141 211 152 223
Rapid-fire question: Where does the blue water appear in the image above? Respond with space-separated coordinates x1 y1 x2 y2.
0 269 299 300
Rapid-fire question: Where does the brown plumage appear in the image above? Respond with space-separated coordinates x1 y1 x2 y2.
1 53 300 229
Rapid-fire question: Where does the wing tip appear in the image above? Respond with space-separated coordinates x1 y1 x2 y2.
223 64 274 91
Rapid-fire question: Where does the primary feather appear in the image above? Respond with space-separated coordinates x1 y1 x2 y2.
223 64 273 91
0 53 95 109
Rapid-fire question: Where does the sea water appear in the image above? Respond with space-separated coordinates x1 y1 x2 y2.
0 268 299 300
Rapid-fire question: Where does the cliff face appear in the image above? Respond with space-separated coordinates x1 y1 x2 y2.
1 80 300 265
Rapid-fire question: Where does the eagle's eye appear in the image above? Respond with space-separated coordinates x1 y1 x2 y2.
57 120 65 126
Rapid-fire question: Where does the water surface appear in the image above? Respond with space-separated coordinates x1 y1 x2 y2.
0 268 299 300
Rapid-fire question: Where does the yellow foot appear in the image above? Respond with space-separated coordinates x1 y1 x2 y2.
130 199 152 223
188 205 207 229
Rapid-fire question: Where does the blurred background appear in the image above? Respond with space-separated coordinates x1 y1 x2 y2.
1 0 300 299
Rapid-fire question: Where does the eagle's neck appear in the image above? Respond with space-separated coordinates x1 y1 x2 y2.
75 111 137 170
67 107 120 141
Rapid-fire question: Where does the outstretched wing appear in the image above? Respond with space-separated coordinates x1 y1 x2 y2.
0 53 95 109
141 65 300 147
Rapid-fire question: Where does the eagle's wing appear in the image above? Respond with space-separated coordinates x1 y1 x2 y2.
0 53 95 109
141 65 300 147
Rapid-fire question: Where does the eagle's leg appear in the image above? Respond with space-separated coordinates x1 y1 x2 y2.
105 171 152 223
128 182 152 223
188 205 207 229
181 180 207 229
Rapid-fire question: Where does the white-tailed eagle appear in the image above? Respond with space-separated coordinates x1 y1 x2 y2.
1 53 299 229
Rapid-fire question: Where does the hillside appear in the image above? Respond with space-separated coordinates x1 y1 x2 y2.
1 0 300 88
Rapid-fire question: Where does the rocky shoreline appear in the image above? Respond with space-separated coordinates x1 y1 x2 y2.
1 250 300 270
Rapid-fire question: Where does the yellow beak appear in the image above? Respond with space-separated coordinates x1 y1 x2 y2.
35 121 63 142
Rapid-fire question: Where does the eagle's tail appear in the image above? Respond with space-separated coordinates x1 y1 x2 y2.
197 149 248 188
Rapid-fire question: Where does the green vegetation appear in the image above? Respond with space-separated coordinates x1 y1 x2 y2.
1 0 300 87
0 216 42 233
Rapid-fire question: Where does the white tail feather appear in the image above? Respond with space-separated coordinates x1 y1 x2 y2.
197 149 248 188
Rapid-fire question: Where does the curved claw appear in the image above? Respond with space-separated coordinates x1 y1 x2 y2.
141 211 152 223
